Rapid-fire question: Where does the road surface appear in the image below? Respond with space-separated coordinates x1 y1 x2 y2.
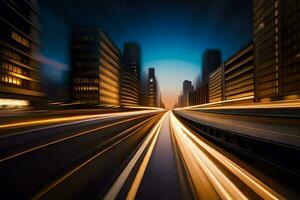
0 110 299 199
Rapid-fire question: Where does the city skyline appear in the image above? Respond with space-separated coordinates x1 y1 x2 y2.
39 0 252 108
1 1 300 199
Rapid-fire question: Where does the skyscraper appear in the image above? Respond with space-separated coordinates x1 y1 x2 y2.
0 0 43 108
72 28 120 106
253 0 300 101
147 68 157 107
121 42 141 106
182 80 193 106
202 49 222 84
224 43 254 101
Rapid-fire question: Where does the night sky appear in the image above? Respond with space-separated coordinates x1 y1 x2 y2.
39 0 252 108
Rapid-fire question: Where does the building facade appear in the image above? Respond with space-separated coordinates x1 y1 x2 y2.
72 28 120 106
147 68 157 107
253 0 300 101
0 0 43 108
224 43 254 101
195 83 209 105
182 80 193 106
209 65 224 103
121 42 141 106
202 49 222 84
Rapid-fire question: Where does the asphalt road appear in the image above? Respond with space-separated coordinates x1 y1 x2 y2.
0 110 163 199
0 110 299 199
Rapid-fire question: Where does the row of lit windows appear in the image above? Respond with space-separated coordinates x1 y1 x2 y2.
99 89 119 98
100 67 118 82
11 31 30 47
74 93 98 100
1 48 21 62
100 74 118 88
0 75 22 85
73 86 98 91
100 51 120 70
100 42 120 63
73 78 98 84
100 96 119 105
99 81 119 93
1 63 28 75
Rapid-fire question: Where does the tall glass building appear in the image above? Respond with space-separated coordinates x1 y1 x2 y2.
0 0 43 108
253 0 300 101
72 28 120 106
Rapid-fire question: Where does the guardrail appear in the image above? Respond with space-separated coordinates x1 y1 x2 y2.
173 111 300 178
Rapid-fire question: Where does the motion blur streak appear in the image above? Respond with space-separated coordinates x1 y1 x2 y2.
170 112 284 200
0 115 144 163
126 113 167 200
32 115 158 200
0 110 158 129
104 113 165 200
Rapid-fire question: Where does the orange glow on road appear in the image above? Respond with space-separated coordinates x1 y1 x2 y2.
170 111 284 200
0 110 161 129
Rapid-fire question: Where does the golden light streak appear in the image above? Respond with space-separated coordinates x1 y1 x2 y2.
171 116 247 200
104 113 165 200
170 111 285 200
0 110 160 129
32 115 158 200
0 115 146 163
0 98 29 107
126 113 166 200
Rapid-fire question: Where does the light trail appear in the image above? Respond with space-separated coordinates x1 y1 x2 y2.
0 110 160 130
170 111 285 200
32 115 160 200
0 114 147 162
104 113 166 200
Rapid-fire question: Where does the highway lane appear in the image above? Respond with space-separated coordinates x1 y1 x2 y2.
0 110 163 199
0 110 163 156
173 110 300 148
1 110 298 199
106 111 297 199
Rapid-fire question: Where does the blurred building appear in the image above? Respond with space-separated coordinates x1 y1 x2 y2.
209 65 224 103
147 68 157 107
121 42 141 106
182 80 193 106
253 0 300 101
188 90 196 106
72 28 120 106
0 0 43 108
224 43 254 101
196 83 209 105
202 49 222 84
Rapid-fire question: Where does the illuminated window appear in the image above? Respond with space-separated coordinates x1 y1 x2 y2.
11 31 30 47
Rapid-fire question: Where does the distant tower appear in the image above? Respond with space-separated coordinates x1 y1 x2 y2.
182 80 193 106
147 68 157 107
121 42 141 106
202 49 222 84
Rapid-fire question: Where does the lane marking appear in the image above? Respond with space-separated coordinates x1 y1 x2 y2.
103 114 165 200
32 115 160 200
125 112 167 200
0 110 158 129
0 115 145 162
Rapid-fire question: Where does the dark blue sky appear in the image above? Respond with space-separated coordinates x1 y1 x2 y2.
39 0 252 107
